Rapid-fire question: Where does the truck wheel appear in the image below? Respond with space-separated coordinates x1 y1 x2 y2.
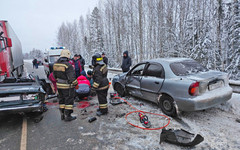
114 83 125 97
159 95 177 117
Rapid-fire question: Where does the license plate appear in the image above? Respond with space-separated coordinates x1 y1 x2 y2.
209 81 223 90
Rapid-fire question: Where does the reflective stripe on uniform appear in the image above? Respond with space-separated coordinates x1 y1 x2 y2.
59 104 65 109
72 79 78 86
100 64 106 72
93 82 99 88
99 103 108 109
96 57 103 61
100 65 108 75
56 83 71 89
65 105 73 110
98 85 109 90
53 63 68 72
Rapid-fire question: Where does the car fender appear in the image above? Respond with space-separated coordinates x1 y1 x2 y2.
160 78 193 103
113 81 126 90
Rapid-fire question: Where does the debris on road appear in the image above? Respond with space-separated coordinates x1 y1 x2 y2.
115 113 126 118
160 128 204 147
88 116 97 123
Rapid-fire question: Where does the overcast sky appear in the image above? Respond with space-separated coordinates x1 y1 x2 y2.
0 0 99 53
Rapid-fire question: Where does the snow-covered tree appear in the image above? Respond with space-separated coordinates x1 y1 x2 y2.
55 0 240 79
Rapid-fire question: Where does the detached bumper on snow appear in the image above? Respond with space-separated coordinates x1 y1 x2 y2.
176 86 233 111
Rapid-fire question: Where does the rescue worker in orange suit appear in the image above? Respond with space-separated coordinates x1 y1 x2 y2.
53 49 78 121
92 53 109 116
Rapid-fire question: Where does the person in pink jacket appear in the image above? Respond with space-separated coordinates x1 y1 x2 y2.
76 75 91 99
49 72 57 93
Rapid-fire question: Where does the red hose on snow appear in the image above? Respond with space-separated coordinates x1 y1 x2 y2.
114 97 171 130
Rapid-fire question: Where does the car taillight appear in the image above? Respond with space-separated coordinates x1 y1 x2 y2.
189 82 199 96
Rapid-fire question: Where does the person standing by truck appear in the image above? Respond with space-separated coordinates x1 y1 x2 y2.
53 49 78 121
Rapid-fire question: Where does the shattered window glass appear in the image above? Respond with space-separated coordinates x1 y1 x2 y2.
131 63 146 76
170 60 208 76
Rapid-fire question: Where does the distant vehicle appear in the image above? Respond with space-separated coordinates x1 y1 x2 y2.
112 58 233 117
0 20 24 82
43 47 65 77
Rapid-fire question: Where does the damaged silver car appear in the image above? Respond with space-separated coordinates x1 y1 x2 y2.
0 76 46 114
112 58 233 117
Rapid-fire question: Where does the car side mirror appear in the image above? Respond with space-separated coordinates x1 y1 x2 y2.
6 38 12 47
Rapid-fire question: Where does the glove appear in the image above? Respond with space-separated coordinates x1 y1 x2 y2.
75 84 79 89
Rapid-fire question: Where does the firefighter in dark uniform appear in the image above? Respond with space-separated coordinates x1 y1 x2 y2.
92 53 109 116
53 49 78 121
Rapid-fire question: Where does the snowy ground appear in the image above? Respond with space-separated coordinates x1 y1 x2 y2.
89 92 240 150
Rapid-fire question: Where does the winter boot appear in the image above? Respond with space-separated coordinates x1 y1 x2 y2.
59 108 65 120
64 110 76 121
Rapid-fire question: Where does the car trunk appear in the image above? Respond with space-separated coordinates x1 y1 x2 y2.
186 70 229 95
0 80 46 112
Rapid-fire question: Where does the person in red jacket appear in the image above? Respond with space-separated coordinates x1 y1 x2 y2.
48 72 57 93
69 54 82 78
76 75 91 99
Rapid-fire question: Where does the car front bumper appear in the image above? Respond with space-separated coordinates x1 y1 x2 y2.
175 86 233 111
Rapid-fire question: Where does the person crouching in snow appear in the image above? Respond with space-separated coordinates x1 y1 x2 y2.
75 75 91 100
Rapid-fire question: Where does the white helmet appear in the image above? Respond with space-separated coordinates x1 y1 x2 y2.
60 49 71 58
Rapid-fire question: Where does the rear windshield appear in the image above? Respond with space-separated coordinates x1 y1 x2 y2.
170 59 208 76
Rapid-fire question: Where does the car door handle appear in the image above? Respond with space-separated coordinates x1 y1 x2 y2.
155 81 159 84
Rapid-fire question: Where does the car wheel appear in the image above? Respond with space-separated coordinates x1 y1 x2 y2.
159 95 177 117
114 83 125 97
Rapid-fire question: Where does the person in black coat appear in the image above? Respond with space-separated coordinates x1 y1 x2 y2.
121 51 132 73
78 55 85 70
102 52 108 65
92 53 109 116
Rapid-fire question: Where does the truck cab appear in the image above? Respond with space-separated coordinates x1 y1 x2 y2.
43 47 65 77
0 20 24 82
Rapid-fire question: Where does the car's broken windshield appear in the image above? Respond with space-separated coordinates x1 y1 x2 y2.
170 60 208 76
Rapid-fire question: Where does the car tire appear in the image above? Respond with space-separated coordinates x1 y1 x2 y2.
159 94 177 117
114 83 125 97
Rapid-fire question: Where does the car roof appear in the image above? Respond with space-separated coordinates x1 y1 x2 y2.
142 58 193 78
144 57 192 64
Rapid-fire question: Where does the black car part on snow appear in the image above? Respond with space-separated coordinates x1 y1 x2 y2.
160 128 204 147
